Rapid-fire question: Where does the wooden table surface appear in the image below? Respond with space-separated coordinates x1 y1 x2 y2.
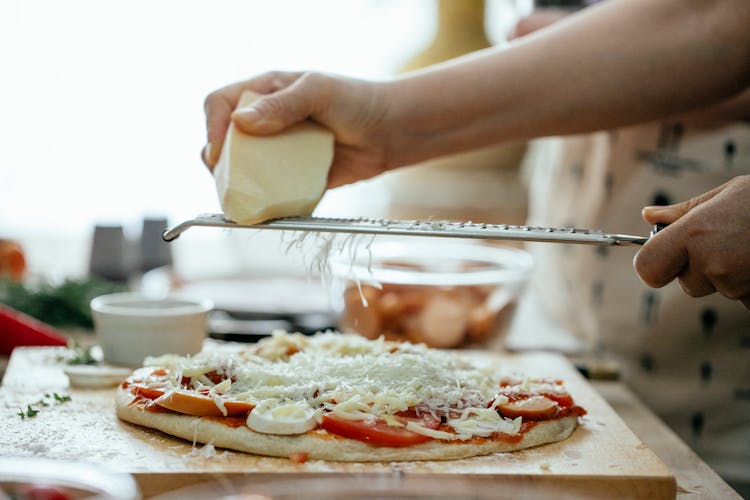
593 381 741 499
0 346 740 499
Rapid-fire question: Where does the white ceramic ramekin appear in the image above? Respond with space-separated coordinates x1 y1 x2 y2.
90 292 213 367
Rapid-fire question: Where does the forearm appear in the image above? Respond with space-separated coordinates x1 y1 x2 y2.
383 0 750 168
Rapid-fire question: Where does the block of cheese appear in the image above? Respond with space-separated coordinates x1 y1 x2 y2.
214 90 335 224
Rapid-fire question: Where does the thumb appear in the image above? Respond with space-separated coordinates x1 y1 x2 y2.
231 85 317 136
642 182 728 225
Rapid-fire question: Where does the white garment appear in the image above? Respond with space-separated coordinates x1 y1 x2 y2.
524 121 750 484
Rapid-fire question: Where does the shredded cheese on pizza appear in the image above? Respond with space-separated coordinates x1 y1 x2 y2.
136 331 577 442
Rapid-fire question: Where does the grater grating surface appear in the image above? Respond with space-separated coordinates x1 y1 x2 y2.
163 213 651 246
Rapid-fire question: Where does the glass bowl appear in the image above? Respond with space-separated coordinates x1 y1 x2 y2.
328 238 533 349
0 457 139 499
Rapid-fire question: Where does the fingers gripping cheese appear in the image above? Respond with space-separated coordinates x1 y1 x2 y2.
214 90 335 224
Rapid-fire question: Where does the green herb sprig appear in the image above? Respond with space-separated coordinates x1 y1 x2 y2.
66 339 98 366
18 405 38 419
53 393 71 403
17 392 71 420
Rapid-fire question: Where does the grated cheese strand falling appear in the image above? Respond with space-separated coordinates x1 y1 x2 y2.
279 230 379 306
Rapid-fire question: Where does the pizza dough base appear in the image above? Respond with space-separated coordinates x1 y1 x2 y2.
116 388 578 462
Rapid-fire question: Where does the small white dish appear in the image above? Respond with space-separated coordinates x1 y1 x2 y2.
64 364 133 389
90 292 213 367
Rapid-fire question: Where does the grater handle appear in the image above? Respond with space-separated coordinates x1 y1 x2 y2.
650 223 667 238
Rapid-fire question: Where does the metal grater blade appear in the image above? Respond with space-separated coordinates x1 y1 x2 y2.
163 213 650 246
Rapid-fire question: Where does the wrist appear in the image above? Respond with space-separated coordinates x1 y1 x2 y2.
379 77 457 170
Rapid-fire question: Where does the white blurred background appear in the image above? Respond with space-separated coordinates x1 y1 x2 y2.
0 0 525 281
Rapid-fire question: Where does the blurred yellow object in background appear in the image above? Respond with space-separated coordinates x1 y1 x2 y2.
400 0 492 73
386 0 528 225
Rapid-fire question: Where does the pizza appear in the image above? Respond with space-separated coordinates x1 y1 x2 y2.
116 331 586 462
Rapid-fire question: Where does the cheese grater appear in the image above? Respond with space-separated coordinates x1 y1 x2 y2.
163 213 657 246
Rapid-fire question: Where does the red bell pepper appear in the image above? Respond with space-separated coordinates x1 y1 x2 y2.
0 304 67 355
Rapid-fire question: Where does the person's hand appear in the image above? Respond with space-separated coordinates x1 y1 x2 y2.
634 175 750 309
202 71 392 188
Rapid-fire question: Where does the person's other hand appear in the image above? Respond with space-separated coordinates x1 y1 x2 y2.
634 175 750 309
202 71 392 189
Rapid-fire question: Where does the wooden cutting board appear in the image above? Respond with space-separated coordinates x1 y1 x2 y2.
0 346 675 499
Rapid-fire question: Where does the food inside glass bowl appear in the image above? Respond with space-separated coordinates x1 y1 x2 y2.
330 239 533 349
